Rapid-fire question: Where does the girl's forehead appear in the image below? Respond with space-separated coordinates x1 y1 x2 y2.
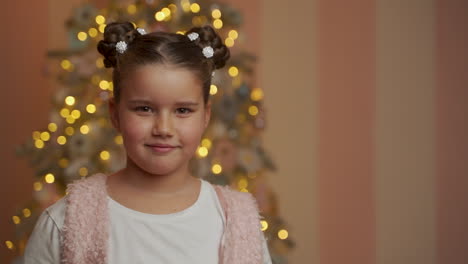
122 64 203 101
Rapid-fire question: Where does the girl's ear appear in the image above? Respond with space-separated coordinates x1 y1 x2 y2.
108 98 121 131
204 102 211 129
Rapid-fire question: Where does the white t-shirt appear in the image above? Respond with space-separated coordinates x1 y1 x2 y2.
23 179 272 264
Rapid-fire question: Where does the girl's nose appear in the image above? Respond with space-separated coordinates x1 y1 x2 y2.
152 113 174 137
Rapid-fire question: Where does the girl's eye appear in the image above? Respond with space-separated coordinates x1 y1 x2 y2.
135 106 152 112
176 108 193 114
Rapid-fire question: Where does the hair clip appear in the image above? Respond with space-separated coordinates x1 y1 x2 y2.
202 46 214 58
187 32 199 41
115 41 128 54
136 28 147 35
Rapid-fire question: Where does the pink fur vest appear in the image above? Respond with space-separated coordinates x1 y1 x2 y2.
60 173 263 264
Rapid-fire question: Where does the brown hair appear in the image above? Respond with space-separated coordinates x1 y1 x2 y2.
97 21 230 104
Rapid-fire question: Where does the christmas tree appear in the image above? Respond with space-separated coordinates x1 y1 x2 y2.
6 0 294 263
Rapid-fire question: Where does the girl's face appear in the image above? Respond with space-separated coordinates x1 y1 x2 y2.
109 64 211 176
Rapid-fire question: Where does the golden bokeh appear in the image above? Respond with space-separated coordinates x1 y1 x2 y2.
34 139 44 149
228 66 239 77
197 146 208 157
86 104 97 114
95 15 106 25
100 150 110 160
79 167 88 177
80 125 90 134
77 31 87 41
127 4 137 14
40 132 50 141
228 30 239 40
65 96 75 106
248 105 259 116
210 84 218 95
22 208 31 218
190 3 200 13
12 216 20 225
212 164 222 174
57 136 67 145
45 173 55 184
48 123 57 132
201 138 212 148
213 19 223 29
211 9 221 19
65 126 74 136
278 229 289 240
261 220 269 231
251 88 264 101
114 135 123 145
88 28 98 38
33 182 43 191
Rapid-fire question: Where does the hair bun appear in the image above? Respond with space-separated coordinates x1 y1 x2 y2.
97 22 139 68
187 25 230 70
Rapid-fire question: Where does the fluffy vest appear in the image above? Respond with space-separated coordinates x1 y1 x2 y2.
60 173 263 264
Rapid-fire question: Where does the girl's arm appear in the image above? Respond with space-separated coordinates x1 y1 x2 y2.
23 208 61 263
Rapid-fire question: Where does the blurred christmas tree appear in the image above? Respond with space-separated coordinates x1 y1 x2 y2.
5 0 294 263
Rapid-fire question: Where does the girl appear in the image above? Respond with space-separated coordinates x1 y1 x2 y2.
24 22 272 264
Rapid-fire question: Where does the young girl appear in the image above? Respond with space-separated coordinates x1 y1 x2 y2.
24 22 272 264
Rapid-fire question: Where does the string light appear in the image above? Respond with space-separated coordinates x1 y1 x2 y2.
201 138 212 148
181 0 191 12
162 7 171 16
99 80 110 90
40 132 50 141
238 177 248 189
32 131 41 140
190 3 200 13
58 158 69 168
210 84 218 95
98 24 106 33
197 146 208 157
61 59 72 70
33 182 42 191
79 167 88 177
261 220 268 231
48 123 57 132
5 241 14 250
127 4 137 14
251 88 264 101
65 126 74 136
88 28 98 38
45 173 55 184
211 9 221 19
228 66 239 77
95 15 106 25
71 110 81 119
228 30 238 40
212 164 222 174
77 32 87 41
65 96 75 106
57 136 67 145
155 11 165 21
278 229 289 240
86 104 96 114
213 19 223 29
248 105 259 116
66 116 76 124
100 150 110 160
22 208 31 218
34 139 44 149
80 125 90 134
12 216 20 225
225 37 234 47
114 135 123 145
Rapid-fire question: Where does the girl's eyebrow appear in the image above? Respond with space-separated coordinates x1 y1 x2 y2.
128 99 199 106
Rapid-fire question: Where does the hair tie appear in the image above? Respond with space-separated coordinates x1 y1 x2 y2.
187 32 214 59
116 41 127 54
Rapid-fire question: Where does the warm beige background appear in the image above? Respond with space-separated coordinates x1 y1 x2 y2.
2 1 468 264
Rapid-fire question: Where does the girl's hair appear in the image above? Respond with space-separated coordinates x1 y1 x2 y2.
97 22 230 104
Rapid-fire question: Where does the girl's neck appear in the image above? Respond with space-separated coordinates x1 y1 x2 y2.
115 158 197 197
